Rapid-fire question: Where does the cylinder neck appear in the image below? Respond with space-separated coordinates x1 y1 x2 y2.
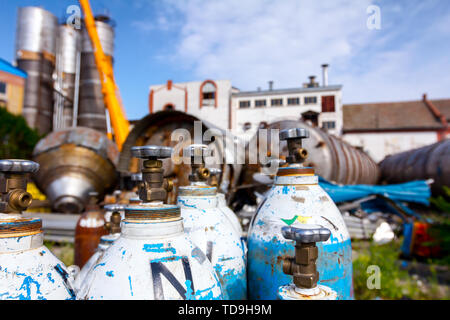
275 167 317 185
0 215 43 251
121 218 184 239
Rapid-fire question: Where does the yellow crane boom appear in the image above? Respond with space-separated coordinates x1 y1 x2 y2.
79 0 130 151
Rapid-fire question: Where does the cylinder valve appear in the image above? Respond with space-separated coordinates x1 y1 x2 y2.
0 160 39 214
131 146 173 202
184 144 212 183
281 225 330 290
279 128 310 164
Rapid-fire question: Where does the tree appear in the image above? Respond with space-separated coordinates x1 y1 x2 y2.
0 107 41 159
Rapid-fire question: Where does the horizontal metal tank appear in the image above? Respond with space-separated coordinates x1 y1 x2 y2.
15 7 58 135
379 139 450 194
245 120 380 185
78 16 115 133
0 160 76 300
119 110 245 204
32 127 119 213
77 146 223 300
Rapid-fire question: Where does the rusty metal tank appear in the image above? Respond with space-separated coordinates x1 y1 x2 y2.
379 139 450 194
15 6 58 135
78 16 115 133
32 127 119 213
118 110 245 204
244 120 379 185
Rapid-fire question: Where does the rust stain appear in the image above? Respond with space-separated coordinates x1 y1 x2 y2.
320 196 329 202
294 186 310 191
291 195 305 203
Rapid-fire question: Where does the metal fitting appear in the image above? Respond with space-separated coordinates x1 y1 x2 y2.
131 145 173 202
208 168 222 187
0 159 39 214
104 204 124 234
279 128 310 164
183 144 212 183
281 225 331 289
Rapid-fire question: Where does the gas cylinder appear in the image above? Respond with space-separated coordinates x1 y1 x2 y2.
177 145 247 300
209 168 244 236
74 192 108 269
247 128 353 300
77 146 223 300
0 159 76 300
73 204 123 293
278 226 337 300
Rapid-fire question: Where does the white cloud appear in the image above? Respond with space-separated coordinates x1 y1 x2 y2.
143 0 450 103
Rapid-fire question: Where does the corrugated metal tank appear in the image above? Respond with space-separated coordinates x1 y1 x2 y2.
56 24 80 128
379 139 450 194
15 7 58 135
245 120 380 185
77 18 115 133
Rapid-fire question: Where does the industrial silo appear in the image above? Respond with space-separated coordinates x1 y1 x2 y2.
78 15 115 133
15 7 58 135
53 24 80 129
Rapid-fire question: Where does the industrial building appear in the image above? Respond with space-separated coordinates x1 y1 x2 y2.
149 64 343 140
343 94 450 162
0 58 27 115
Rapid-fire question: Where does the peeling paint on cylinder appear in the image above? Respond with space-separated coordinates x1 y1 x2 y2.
247 169 353 300
77 205 223 300
178 187 247 300
0 228 76 300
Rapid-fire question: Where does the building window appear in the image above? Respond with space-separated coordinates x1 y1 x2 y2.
271 98 283 106
243 122 252 131
255 100 266 107
163 104 175 111
321 95 335 112
322 121 336 129
0 82 6 94
287 97 300 106
239 100 251 108
200 80 217 108
304 96 317 104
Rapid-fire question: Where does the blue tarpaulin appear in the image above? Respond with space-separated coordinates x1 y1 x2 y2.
318 177 431 206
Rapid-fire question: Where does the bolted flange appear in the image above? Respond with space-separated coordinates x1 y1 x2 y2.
281 225 331 290
279 128 310 164
0 159 39 214
131 145 174 202
183 144 212 183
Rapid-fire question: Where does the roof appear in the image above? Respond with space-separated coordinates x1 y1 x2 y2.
431 99 450 121
0 58 27 78
343 97 449 132
232 85 342 98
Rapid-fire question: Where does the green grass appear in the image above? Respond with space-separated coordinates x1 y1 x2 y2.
352 239 448 300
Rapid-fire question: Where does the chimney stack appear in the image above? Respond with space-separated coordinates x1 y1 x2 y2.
321 64 329 87
268 81 273 91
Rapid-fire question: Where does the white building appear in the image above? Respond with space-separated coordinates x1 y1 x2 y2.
148 64 343 140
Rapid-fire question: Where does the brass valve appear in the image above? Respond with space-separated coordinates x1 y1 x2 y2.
281 225 331 289
104 204 123 234
208 168 222 187
279 128 310 164
0 159 39 214
184 144 213 183
131 145 173 203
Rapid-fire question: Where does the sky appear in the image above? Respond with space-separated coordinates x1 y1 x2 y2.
0 0 449 120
